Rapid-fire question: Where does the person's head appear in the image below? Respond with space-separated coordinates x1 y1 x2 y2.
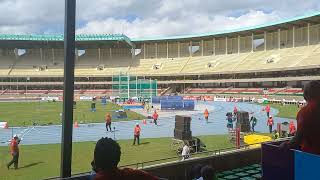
13 135 18 140
190 164 203 179
136 123 139 127
93 137 121 171
200 165 216 180
303 80 320 102
269 116 272 119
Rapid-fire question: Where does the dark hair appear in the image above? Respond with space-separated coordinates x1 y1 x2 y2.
303 81 320 101
201 165 216 180
190 164 203 179
93 137 121 171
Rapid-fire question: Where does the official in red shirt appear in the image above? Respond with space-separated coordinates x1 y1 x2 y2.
105 113 112 132
7 135 20 169
265 105 271 118
152 111 159 126
133 123 141 145
281 81 320 155
267 116 274 133
288 121 296 137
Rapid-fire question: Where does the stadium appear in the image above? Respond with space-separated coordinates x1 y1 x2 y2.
0 3 320 180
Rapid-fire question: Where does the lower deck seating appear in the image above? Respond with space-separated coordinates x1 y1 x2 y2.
217 164 261 180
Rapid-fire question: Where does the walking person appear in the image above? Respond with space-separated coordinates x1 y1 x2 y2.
7 135 20 170
204 108 209 123
152 110 158 126
105 113 112 132
250 116 258 132
265 105 271 118
133 123 141 145
181 142 190 161
267 116 274 133
91 97 96 112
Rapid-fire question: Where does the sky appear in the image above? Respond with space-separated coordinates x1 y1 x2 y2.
0 0 319 39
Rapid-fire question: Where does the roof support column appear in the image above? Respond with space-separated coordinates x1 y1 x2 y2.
307 23 310 46
264 31 267 51
278 29 281 49
155 43 158 59
238 35 240 54
201 40 204 56
98 48 101 64
75 48 78 62
131 46 135 59
143 43 146 59
109 48 112 59
225 36 228 55
52 48 55 64
178 42 180 58
213 38 215 56
251 33 254 52
293 26 295 48
190 41 192 57
40 48 43 62
166 42 169 59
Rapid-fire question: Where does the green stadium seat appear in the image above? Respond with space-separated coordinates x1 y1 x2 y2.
223 175 239 179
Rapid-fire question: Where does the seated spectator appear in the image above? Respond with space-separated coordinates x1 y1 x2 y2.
280 81 320 155
92 137 158 180
190 164 203 180
199 165 217 180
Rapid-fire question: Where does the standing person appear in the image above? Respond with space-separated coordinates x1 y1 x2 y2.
233 106 238 116
133 123 141 145
7 135 20 170
265 104 271 118
181 142 190 161
288 121 296 137
152 110 158 126
91 97 96 112
267 116 274 133
105 113 112 132
226 112 233 130
204 108 209 123
250 116 258 132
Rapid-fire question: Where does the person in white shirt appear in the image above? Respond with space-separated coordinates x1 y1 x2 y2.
181 142 190 161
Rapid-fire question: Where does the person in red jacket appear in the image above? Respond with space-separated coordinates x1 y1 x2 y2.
105 113 112 132
288 121 296 137
204 109 209 122
267 116 274 133
265 105 271 118
152 111 159 126
233 106 238 116
280 81 320 155
7 135 20 169
133 123 141 145
92 137 158 180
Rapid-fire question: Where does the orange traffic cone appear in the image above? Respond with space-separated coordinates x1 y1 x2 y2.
4 122 8 129
74 121 79 128
142 119 147 125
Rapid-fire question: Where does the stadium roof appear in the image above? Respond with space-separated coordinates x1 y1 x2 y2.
131 11 320 42
0 34 133 48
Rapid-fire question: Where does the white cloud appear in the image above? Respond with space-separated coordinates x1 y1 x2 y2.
0 0 318 38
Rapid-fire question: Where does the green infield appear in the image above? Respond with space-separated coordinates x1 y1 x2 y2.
268 104 299 119
0 101 145 127
0 135 233 180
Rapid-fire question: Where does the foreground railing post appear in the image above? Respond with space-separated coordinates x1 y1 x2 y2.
60 0 76 178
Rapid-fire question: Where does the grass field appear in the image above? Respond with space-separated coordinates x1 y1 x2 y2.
0 134 233 180
0 101 145 127
269 104 299 119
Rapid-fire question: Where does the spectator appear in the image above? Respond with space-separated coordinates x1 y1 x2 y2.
190 164 203 180
92 137 158 180
199 165 217 180
181 142 190 161
280 81 320 155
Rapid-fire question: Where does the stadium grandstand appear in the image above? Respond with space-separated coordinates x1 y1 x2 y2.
0 12 319 100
